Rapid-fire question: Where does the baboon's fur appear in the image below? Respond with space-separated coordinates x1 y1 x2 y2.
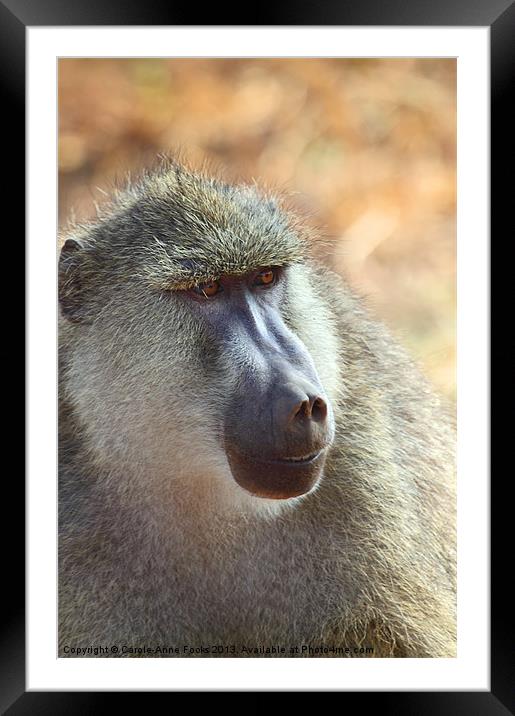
59 160 456 658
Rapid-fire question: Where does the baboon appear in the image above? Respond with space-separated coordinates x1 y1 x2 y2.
58 160 456 658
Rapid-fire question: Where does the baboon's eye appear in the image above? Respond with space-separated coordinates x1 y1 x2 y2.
254 268 277 287
192 279 223 298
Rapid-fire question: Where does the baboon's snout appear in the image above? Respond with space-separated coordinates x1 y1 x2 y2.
224 366 335 500
216 293 335 499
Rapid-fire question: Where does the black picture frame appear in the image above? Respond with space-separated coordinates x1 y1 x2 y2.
7 0 508 711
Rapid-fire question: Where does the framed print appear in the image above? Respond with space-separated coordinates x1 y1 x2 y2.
7 0 509 710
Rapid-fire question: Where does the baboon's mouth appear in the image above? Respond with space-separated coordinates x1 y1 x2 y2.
270 450 323 465
225 446 328 500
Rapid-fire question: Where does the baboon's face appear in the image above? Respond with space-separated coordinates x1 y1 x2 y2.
173 266 336 500
60 174 339 509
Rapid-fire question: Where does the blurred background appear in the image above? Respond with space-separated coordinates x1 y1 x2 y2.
58 58 456 402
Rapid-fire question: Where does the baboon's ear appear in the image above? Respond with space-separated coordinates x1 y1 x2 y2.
59 239 87 322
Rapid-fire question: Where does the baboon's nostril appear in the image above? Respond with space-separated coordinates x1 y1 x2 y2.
311 397 328 423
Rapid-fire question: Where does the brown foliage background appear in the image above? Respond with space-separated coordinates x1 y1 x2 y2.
58 58 456 401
